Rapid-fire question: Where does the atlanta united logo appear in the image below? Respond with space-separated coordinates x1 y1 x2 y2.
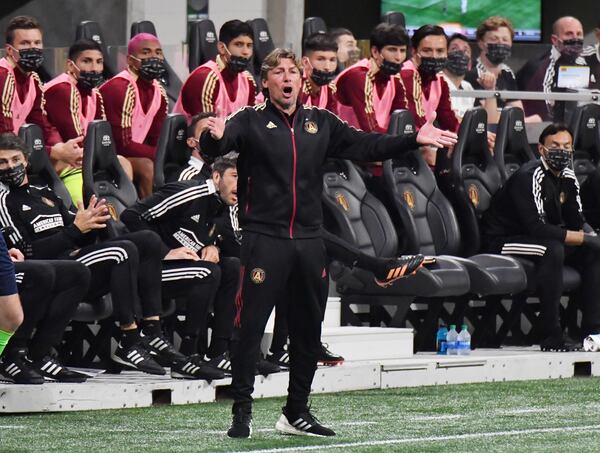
468 184 479 207
251 268 266 284
335 192 349 211
304 121 318 134
403 190 416 210
106 203 118 220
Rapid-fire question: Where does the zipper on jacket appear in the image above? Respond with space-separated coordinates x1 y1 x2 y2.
282 116 298 238
245 177 251 214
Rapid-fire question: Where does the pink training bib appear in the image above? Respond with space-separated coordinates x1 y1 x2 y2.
0 58 38 134
302 72 329 109
402 59 443 120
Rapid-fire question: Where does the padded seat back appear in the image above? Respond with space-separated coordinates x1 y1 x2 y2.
154 114 189 190
75 20 116 78
569 103 600 184
493 106 536 182
248 18 274 76
188 19 218 71
302 17 327 49
381 11 406 27
383 110 462 256
322 160 397 258
18 124 73 206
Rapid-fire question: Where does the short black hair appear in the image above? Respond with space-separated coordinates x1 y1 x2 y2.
0 133 30 159
5 15 42 46
538 122 573 145
304 32 338 55
329 28 354 41
370 23 408 51
448 33 470 47
411 24 447 49
188 112 216 138
68 39 103 61
219 20 253 46
212 154 237 176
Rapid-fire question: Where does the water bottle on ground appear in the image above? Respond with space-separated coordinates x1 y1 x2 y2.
457 324 471 356
446 324 458 355
436 324 448 355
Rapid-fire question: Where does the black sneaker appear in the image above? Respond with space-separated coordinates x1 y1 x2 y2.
227 408 253 438
540 334 582 352
113 342 166 375
318 343 344 366
275 407 336 437
31 356 88 383
256 356 281 375
204 352 232 375
171 354 226 381
143 334 185 364
267 349 290 369
0 349 44 384
374 254 424 288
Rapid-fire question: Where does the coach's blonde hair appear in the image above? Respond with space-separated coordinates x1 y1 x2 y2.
260 48 301 80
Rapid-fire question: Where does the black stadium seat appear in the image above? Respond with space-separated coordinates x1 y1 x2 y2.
381 11 406 28
302 17 327 49
188 19 218 71
493 106 536 183
569 103 600 183
153 113 189 190
248 18 275 77
130 20 183 105
75 20 117 79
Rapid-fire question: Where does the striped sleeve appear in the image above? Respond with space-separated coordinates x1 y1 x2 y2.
141 180 216 220
201 71 219 113
120 83 135 129
0 190 24 247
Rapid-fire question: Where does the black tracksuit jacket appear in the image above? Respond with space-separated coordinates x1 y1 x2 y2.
200 99 419 239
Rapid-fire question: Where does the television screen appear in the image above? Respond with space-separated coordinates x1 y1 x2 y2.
381 0 542 42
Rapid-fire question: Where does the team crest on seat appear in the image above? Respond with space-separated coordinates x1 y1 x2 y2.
402 190 416 210
106 203 118 220
335 192 349 211
467 184 479 207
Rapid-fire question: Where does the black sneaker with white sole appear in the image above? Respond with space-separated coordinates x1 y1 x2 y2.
171 354 225 380
31 356 88 383
227 408 253 438
267 349 290 369
113 343 166 375
276 407 336 437
318 343 344 366
204 352 232 375
143 334 185 364
0 349 44 384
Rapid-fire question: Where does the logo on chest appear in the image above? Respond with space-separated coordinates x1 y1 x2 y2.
304 120 318 134
172 228 204 252
30 214 64 233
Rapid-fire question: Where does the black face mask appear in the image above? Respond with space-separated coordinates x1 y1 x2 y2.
78 71 104 90
486 43 512 65
446 51 470 76
419 56 447 75
544 147 572 172
379 59 402 76
16 47 44 72
228 55 251 73
311 68 335 86
0 163 26 187
138 57 166 81
559 38 584 59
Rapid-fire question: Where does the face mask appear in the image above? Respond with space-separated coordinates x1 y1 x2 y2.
419 56 447 75
486 43 512 65
310 66 335 86
73 62 104 90
543 146 572 172
0 163 26 187
379 58 402 76
13 47 44 72
224 46 250 73
446 51 470 76
137 57 166 80
559 38 584 58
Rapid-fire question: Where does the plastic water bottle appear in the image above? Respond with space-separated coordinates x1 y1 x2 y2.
446 325 458 355
457 324 471 356
436 324 448 355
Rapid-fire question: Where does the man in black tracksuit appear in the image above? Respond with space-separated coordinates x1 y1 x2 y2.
481 123 600 351
201 48 457 438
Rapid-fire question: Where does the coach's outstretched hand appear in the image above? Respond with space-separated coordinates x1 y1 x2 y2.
416 112 458 149
206 116 225 140
74 195 111 233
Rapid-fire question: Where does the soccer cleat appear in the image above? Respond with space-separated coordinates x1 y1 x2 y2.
540 334 582 352
171 354 225 381
204 352 232 375
255 356 281 375
318 343 344 366
227 408 253 438
143 334 185 364
275 407 336 437
267 349 290 369
0 349 44 384
374 254 425 288
113 343 166 375
31 356 88 383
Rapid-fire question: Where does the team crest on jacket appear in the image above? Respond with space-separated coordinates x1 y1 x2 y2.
560 192 566 204
304 120 318 134
41 196 55 207
251 268 266 284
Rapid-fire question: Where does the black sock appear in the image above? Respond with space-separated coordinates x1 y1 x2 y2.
3 338 28 358
28 339 52 361
180 335 198 356
141 320 162 338
207 338 229 358
120 328 140 349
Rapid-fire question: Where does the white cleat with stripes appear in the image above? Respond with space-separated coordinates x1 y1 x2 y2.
275 409 336 437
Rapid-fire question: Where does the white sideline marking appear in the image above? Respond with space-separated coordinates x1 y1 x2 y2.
411 414 463 421
0 425 25 429
234 424 600 452
338 421 378 426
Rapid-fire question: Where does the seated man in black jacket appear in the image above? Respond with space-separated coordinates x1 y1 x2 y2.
481 123 600 351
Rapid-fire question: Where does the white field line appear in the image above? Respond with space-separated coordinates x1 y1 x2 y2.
233 424 600 453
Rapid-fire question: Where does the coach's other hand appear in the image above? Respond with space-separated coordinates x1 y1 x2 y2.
74 195 111 233
416 112 458 149
206 116 225 140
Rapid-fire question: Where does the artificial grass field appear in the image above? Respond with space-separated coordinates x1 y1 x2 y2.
2 377 600 452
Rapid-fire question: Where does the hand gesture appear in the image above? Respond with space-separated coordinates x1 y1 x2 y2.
478 71 497 90
164 247 200 261
8 248 24 262
73 195 111 233
416 112 458 149
200 245 220 263
205 116 225 140
51 136 84 168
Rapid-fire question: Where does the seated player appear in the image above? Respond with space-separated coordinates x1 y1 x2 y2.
329 28 360 73
0 253 90 384
442 33 476 120
300 33 339 112
0 236 22 367
100 33 168 198
174 20 256 121
44 39 133 205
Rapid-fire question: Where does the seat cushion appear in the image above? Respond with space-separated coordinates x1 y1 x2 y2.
72 296 113 323
514 257 581 293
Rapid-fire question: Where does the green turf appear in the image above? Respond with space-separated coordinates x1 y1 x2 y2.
2 378 600 452
382 0 541 31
